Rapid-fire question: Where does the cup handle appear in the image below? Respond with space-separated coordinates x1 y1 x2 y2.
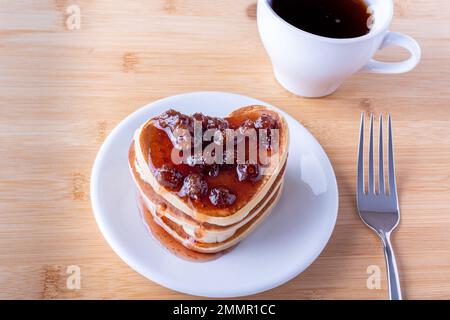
363 31 421 74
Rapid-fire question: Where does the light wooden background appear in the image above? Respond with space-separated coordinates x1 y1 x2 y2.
0 0 449 300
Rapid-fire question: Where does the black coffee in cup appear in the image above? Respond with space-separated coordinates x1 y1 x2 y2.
271 0 371 39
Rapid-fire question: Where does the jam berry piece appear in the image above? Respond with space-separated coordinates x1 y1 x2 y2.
255 114 279 150
236 163 261 182
157 109 193 132
154 165 184 191
180 174 208 201
239 119 256 133
156 109 181 128
192 113 208 129
254 114 278 130
209 187 236 208
185 154 220 176
206 116 229 131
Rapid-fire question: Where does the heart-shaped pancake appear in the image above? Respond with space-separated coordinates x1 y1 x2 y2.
129 105 289 255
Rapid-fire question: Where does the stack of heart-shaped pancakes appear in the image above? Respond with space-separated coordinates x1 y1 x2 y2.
129 106 289 256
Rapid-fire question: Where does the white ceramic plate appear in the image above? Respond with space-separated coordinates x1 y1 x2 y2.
91 92 338 298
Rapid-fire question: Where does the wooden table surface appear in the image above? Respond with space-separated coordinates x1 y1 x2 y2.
1 0 449 300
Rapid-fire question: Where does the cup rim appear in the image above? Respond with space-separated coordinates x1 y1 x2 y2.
259 0 394 44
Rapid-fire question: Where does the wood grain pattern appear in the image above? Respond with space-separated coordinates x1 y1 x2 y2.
0 0 449 299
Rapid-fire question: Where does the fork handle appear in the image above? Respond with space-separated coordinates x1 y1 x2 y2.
380 232 403 300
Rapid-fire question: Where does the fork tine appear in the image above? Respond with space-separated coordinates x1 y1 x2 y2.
388 114 397 199
357 113 365 195
368 114 375 194
378 114 385 195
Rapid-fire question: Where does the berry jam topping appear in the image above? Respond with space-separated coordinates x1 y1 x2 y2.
154 165 184 191
236 163 261 182
209 187 237 208
149 110 280 208
180 174 208 201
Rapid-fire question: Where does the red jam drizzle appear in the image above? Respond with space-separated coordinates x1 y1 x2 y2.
147 110 279 212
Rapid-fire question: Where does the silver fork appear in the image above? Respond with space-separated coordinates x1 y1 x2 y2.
357 113 402 300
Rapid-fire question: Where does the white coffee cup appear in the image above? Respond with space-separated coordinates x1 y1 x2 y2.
257 0 421 98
